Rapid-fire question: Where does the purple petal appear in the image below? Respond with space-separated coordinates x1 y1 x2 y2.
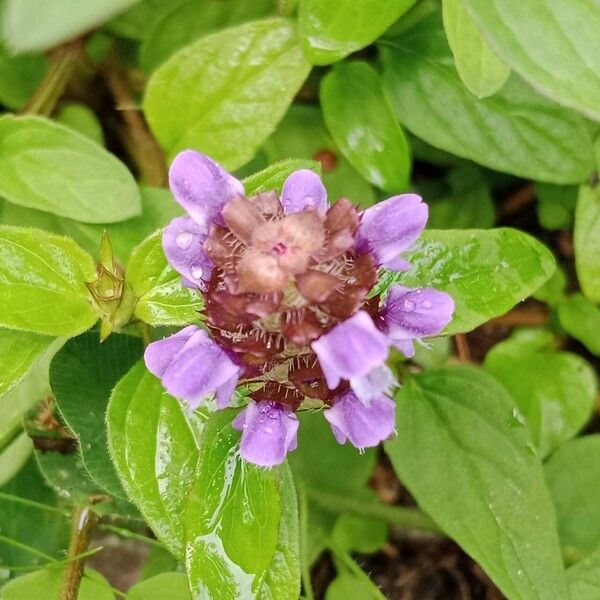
350 364 397 403
169 150 244 227
324 390 396 450
311 311 391 390
392 339 416 358
281 169 327 214
357 194 427 268
162 216 213 290
382 286 454 342
144 326 240 407
233 401 299 467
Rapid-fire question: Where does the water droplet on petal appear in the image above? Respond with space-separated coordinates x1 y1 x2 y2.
403 300 415 312
191 265 203 280
422 300 432 309
176 232 194 250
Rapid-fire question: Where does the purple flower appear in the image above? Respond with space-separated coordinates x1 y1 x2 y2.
232 401 299 467
311 311 392 400
357 194 427 270
381 285 455 357
144 325 240 409
281 169 328 214
324 390 396 450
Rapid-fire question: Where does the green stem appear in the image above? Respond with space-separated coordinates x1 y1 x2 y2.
298 486 316 600
58 507 99 600
306 489 442 535
331 545 387 600
98 524 162 547
0 491 70 516
0 534 57 562
3 547 103 572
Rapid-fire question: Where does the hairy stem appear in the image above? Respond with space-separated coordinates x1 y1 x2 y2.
306 489 442 535
58 507 98 600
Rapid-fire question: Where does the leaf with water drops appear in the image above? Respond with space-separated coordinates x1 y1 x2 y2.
385 365 568 600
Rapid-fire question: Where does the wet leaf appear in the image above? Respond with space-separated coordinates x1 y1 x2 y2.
50 332 143 498
107 362 202 557
126 231 204 326
375 228 556 335
386 365 569 600
0 226 97 336
0 116 141 223
574 184 600 303
144 18 311 168
321 61 411 192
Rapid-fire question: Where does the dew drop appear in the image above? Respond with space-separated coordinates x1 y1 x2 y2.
190 265 203 280
403 300 415 312
422 300 432 309
176 231 194 250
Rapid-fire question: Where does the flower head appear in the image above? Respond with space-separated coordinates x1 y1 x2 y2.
145 150 454 466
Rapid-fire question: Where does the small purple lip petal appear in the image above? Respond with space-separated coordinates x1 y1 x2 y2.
144 326 240 408
350 364 398 403
324 390 396 451
162 216 213 290
383 285 455 341
168 150 244 227
281 169 328 214
357 193 427 268
311 311 392 390
392 339 416 358
235 401 299 467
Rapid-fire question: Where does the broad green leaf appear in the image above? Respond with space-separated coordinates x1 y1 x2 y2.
558 294 600 356
139 547 181 581
144 18 311 168
140 0 276 73
299 0 416 65
0 226 97 336
321 62 411 192
107 362 201 557
0 566 114 599
380 12 594 184
0 43 47 109
127 572 189 599
325 574 374 600
0 330 53 397
55 103 105 145
442 0 510 98
0 458 70 571
535 183 577 231
127 231 204 326
533 265 567 307
545 435 600 555
263 105 375 207
107 0 188 40
568 546 600 600
375 228 556 335
386 366 568 600
50 333 143 498
331 513 387 555
0 431 32 487
243 159 321 196
185 410 300 599
461 0 600 121
0 115 141 223
484 329 596 457
575 184 600 302
1 0 140 53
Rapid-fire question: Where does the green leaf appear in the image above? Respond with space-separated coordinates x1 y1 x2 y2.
535 183 577 231
575 184 600 303
558 293 600 356
0 43 47 110
0 115 141 223
568 546 600 600
127 572 189 599
263 105 376 207
320 62 411 192
380 11 594 184
484 329 596 457
243 159 321 196
107 362 202 557
442 0 510 98
0 226 97 336
0 566 114 599
325 574 374 600
385 365 569 600
375 228 556 335
55 103 105 146
545 435 600 556
140 0 276 73
533 265 567 306
299 0 417 65
185 410 300 599
331 513 387 555
50 333 143 498
0 458 70 571
0 432 32 488
126 231 204 326
0 330 54 398
144 18 311 168
1 0 140 53
461 0 600 121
